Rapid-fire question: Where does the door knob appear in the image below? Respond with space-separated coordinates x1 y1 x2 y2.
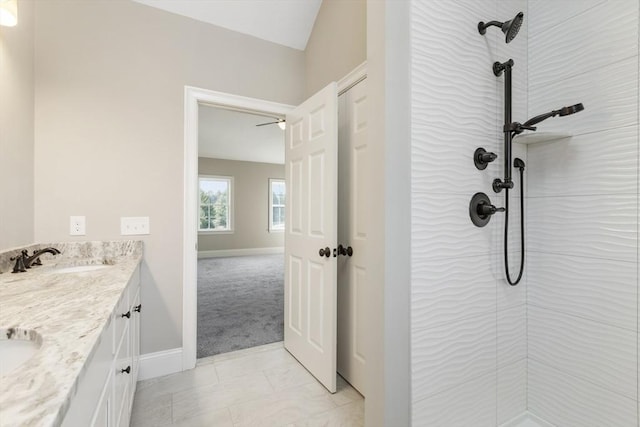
337 244 353 256
318 247 331 258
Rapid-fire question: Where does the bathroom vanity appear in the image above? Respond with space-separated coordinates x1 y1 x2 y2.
0 241 142 427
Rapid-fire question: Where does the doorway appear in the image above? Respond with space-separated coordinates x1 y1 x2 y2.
196 106 287 358
183 88 294 368
183 63 368 396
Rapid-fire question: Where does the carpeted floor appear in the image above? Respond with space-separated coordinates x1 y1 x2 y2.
197 254 284 358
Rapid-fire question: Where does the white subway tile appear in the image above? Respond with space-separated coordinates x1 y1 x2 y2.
529 306 637 399
413 371 497 427
497 359 527 425
412 254 497 330
529 57 638 136
498 305 527 366
412 193 499 260
412 312 496 400
527 194 637 262
528 359 637 427
528 0 607 35
527 126 638 197
528 252 636 330
529 0 638 85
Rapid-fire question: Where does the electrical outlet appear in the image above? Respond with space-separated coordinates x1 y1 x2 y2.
121 217 150 235
70 216 86 236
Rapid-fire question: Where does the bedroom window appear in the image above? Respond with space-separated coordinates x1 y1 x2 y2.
269 179 286 232
199 175 233 232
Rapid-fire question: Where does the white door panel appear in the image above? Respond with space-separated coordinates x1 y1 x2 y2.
284 82 338 393
337 79 368 395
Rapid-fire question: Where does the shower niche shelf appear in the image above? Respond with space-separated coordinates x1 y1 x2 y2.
513 132 571 145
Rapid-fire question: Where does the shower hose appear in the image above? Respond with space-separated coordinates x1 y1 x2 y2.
504 166 525 286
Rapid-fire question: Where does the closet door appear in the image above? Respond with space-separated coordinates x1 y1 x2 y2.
337 79 368 395
284 82 339 393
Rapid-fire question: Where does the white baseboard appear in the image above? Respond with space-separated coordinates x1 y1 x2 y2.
198 247 284 259
138 348 183 381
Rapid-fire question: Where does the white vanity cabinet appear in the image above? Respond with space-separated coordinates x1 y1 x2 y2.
62 264 141 427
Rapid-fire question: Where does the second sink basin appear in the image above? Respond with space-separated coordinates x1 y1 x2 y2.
52 265 111 274
0 329 42 378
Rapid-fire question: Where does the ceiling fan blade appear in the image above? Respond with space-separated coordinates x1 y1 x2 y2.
255 121 280 127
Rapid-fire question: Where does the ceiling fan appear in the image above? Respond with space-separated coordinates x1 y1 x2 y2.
256 118 286 130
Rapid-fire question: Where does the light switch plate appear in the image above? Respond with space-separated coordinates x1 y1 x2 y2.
70 216 86 236
121 217 150 235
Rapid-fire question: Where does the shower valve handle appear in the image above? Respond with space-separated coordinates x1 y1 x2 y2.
470 192 502 228
478 202 505 217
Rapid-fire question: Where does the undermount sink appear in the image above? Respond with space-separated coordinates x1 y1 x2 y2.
0 329 42 378
52 265 111 274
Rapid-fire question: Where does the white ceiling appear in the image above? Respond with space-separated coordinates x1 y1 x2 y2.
198 106 285 164
131 0 323 50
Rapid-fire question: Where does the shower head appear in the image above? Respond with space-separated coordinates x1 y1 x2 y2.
478 12 524 43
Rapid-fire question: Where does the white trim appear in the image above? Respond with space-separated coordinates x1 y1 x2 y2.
337 61 367 95
137 348 183 381
183 86 294 371
198 247 284 259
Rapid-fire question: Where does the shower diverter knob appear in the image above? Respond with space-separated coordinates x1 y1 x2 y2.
474 147 497 170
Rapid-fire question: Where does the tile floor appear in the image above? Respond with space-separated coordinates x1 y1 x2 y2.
130 342 364 427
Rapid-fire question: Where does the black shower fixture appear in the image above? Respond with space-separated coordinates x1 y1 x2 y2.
492 59 583 286
511 103 585 135
469 192 504 227
478 12 524 43
473 147 498 170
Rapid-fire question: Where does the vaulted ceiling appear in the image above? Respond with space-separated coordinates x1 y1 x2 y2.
131 0 323 50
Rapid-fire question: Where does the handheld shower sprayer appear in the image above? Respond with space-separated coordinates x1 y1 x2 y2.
512 103 585 135
478 12 524 43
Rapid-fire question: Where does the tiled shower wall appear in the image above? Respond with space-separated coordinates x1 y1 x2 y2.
525 1 640 426
410 0 529 425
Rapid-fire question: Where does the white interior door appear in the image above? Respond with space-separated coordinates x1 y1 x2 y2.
284 82 338 393
337 79 368 395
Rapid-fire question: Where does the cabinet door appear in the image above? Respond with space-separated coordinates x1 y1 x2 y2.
114 323 132 427
91 374 112 427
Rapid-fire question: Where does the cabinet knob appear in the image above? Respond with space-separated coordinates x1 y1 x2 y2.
121 366 131 374
121 311 131 319
134 304 142 313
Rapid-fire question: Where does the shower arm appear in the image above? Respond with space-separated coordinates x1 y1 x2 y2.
479 20 503 31
493 59 515 192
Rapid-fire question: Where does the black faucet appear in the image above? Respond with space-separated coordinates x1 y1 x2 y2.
11 247 61 273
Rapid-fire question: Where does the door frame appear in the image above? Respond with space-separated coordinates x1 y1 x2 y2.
182 62 369 370
182 86 295 370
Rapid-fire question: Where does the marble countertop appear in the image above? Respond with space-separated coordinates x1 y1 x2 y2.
0 241 143 427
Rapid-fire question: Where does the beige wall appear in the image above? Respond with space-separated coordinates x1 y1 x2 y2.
198 158 284 252
304 0 366 97
0 0 34 250
33 0 304 354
